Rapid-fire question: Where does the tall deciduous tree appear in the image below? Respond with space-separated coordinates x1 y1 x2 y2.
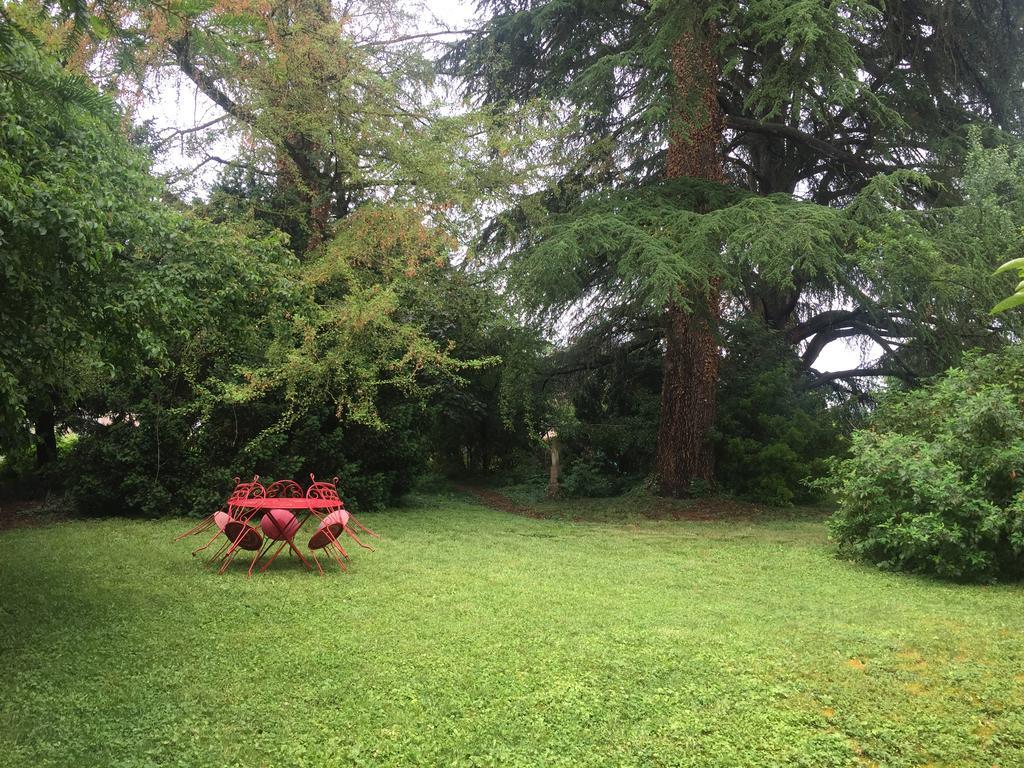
28 0 521 254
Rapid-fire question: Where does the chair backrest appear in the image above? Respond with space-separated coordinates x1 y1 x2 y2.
227 475 265 517
229 477 266 501
306 474 342 503
266 479 303 498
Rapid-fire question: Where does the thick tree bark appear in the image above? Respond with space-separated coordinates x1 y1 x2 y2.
34 405 57 467
655 299 719 495
654 25 725 496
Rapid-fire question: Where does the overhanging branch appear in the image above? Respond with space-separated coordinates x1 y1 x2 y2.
724 114 898 176
170 31 252 124
804 367 908 389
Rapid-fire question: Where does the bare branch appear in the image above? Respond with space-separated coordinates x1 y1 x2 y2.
367 29 479 47
804 367 908 389
170 31 252 123
156 115 228 149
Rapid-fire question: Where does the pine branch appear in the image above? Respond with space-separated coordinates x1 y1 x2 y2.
724 114 899 176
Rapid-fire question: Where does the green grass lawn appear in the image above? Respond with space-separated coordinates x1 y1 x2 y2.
2 492 1023 767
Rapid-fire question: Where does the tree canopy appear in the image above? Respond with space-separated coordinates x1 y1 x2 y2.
2 0 1023 509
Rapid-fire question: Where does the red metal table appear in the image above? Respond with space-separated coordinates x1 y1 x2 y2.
232 497 344 573
181 475 378 575
232 497 344 512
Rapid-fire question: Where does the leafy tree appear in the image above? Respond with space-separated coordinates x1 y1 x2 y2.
66 203 510 514
449 0 1024 495
2 3 519 514
0 20 162 463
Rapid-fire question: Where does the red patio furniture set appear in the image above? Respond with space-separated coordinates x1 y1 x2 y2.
176 475 378 575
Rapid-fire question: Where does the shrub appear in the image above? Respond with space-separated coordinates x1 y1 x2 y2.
825 346 1024 581
561 454 618 497
715 320 846 506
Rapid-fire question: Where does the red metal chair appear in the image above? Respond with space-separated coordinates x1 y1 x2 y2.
247 508 313 576
189 476 265 558
308 509 351 573
175 475 260 542
306 475 379 542
212 511 264 574
226 476 266 521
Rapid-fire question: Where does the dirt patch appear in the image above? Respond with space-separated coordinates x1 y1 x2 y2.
642 496 775 521
453 484 807 523
0 499 67 531
452 484 546 519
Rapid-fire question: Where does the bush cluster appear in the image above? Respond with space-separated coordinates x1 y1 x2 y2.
826 346 1024 581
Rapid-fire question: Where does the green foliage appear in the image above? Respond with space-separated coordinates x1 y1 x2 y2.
0 3 535 513
455 0 1024 467
0 26 162 446
58 203 516 514
560 454 617 498
0 10 110 113
539 326 662 495
61 213 301 515
427 283 546 477
715 320 845 506
56 0 529 249
826 346 1024 581
993 257 1024 314
450 0 899 187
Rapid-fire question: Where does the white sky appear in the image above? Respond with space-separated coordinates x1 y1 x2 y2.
134 0 868 375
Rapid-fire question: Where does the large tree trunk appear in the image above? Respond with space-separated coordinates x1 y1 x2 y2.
654 25 725 496
34 404 57 467
655 298 719 495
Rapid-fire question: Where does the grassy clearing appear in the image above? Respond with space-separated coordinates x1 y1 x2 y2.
1 492 1023 767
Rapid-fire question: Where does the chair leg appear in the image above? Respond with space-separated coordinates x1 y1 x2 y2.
217 529 251 574
248 540 273 577
324 530 350 560
175 515 215 541
311 549 325 575
217 541 242 574
345 528 374 552
285 538 313 569
348 514 379 539
259 540 290 572
327 543 348 572
192 529 222 557
316 534 348 573
319 531 349 572
204 537 231 567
